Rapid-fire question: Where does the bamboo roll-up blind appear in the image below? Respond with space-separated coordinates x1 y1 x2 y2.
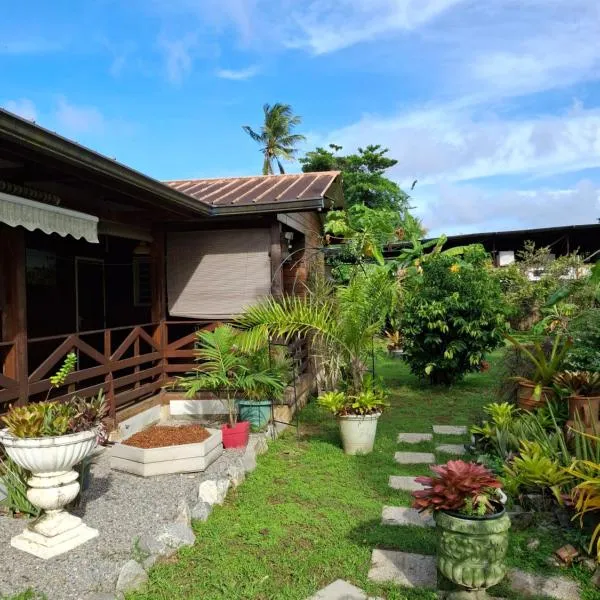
167 229 271 319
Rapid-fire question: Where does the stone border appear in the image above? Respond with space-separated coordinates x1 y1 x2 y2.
101 433 269 599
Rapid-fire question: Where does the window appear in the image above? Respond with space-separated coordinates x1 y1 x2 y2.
133 257 151 306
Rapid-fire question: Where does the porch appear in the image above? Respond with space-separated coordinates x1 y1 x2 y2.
0 110 335 422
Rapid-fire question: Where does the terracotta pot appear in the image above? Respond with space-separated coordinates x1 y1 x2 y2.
566 395 600 431
221 421 250 449
517 382 555 411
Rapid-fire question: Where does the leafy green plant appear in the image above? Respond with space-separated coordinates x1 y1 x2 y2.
412 460 503 516
505 333 572 402
565 309 600 371
0 455 39 517
502 440 572 500
565 436 600 561
318 386 388 417
175 325 285 427
399 245 507 384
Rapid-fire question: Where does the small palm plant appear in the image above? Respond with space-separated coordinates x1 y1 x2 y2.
176 325 284 428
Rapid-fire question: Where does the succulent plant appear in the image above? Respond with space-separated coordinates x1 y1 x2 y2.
412 460 503 516
553 371 600 397
1 392 107 439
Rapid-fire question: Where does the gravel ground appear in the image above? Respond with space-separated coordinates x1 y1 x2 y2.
0 441 246 600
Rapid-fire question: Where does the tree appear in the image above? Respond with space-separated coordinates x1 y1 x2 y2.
300 144 410 212
242 103 306 175
400 245 507 384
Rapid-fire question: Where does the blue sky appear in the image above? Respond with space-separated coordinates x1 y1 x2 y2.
2 0 600 236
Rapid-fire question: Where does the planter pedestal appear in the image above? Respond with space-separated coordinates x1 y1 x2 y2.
0 429 99 559
12 473 99 559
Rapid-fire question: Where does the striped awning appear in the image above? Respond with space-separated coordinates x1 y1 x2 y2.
0 191 99 243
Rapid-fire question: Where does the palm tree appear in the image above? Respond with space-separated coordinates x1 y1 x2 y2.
236 269 398 393
242 103 306 175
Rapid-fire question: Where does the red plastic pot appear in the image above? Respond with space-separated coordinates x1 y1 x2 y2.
221 421 250 449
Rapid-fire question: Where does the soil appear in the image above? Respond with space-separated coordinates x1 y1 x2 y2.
123 424 211 448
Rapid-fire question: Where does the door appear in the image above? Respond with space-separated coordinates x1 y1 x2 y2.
75 258 106 332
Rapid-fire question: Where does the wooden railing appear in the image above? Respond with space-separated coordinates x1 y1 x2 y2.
0 321 312 419
0 321 210 417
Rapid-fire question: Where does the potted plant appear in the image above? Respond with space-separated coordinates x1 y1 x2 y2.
505 333 571 410
318 385 387 455
176 325 284 448
0 391 107 559
412 460 510 599
385 330 403 358
553 371 600 432
238 345 289 429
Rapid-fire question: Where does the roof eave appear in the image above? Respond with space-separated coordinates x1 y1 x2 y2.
211 197 325 216
0 110 211 217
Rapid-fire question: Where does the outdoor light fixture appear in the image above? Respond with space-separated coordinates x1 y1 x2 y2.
284 231 294 250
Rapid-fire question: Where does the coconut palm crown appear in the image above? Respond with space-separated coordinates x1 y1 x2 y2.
242 103 306 175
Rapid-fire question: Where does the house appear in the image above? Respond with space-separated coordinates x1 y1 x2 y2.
0 109 343 423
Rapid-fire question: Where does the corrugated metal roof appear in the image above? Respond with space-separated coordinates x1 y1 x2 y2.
164 171 342 209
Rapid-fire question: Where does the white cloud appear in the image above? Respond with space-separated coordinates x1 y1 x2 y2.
3 99 37 121
315 102 600 186
417 180 600 236
215 65 260 80
55 97 105 134
284 0 466 54
158 34 198 83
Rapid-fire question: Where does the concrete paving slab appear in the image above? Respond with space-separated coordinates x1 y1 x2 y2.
381 506 434 527
394 451 435 464
368 549 437 588
388 476 425 492
432 425 468 435
435 444 466 455
397 433 433 444
306 579 367 600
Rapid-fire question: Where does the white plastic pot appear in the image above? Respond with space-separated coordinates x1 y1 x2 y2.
338 413 381 455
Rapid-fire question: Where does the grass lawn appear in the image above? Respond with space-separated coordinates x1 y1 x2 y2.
124 350 598 600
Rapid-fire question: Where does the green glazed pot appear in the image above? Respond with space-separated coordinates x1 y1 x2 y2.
435 508 510 593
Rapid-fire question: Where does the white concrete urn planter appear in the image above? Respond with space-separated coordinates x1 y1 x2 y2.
0 428 99 559
338 413 381 455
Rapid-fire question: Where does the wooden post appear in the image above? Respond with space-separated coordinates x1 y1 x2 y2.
0 225 29 405
151 231 167 387
270 222 283 297
104 328 116 422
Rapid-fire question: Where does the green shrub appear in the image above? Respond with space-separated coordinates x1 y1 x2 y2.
565 308 600 371
399 245 506 384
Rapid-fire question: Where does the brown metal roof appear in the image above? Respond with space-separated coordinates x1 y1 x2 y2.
164 171 342 212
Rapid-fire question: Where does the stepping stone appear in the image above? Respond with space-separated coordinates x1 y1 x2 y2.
307 579 366 600
509 569 581 600
368 549 437 588
432 425 467 435
397 432 433 444
435 443 466 455
381 506 434 527
388 475 425 492
394 451 435 464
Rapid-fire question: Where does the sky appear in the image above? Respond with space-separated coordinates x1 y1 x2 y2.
1 0 600 236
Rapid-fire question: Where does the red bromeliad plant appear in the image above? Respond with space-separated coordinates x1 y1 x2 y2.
412 460 503 517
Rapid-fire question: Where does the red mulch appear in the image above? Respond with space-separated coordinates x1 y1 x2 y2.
123 424 211 448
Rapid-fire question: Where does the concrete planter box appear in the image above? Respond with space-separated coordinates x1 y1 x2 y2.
110 428 223 477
